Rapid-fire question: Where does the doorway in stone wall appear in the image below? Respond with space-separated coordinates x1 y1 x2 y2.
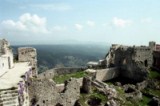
144 60 148 67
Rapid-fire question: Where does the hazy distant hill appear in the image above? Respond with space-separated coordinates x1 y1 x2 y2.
12 44 109 73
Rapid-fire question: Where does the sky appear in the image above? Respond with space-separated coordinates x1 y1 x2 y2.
0 0 160 45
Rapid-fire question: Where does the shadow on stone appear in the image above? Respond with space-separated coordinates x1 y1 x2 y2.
87 97 101 106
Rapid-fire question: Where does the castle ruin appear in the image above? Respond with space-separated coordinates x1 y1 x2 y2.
0 39 160 106
0 39 37 106
104 41 155 81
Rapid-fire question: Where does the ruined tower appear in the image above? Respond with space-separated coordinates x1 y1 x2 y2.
18 47 37 76
0 39 14 71
149 41 156 51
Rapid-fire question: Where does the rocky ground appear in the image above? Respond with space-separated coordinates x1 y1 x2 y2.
52 68 160 106
74 69 160 106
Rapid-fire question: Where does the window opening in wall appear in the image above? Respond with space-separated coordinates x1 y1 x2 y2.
43 100 45 104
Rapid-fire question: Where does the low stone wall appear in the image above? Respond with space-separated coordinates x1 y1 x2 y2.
38 69 55 79
38 67 85 79
96 67 119 81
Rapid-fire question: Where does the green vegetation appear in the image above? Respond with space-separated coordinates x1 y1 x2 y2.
104 81 113 85
90 92 107 103
143 88 160 97
148 69 160 79
79 92 107 106
79 93 88 106
53 71 86 84
79 87 108 106
139 95 152 106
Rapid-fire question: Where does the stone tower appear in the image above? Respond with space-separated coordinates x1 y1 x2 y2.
18 47 37 76
149 41 156 51
0 39 14 70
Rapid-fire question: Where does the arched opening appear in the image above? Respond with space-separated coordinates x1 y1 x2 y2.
144 60 148 67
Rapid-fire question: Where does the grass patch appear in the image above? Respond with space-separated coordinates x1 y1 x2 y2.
143 88 160 97
104 81 114 85
79 88 107 106
79 92 107 106
79 93 88 106
53 71 86 84
89 92 107 103
148 69 160 79
139 95 152 106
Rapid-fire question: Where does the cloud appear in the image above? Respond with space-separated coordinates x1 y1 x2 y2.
141 18 152 23
112 17 132 28
25 3 71 11
52 26 67 31
87 20 95 27
1 13 49 34
75 24 83 31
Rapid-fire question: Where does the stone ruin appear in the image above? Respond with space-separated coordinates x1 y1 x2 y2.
18 47 38 76
28 78 80 106
1 39 159 106
92 41 156 82
0 39 14 71
0 39 34 106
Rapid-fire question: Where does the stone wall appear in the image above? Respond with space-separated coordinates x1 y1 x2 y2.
0 39 14 75
134 46 153 67
104 42 155 81
18 47 37 76
153 51 160 70
38 67 85 79
96 68 119 81
28 78 80 106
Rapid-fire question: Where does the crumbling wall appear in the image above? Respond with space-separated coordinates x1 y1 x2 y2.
105 43 153 81
18 47 37 76
134 46 152 67
28 78 80 106
28 79 58 106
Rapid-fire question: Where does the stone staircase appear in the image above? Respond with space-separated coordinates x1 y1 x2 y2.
0 88 19 106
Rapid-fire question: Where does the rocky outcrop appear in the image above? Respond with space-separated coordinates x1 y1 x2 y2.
82 77 92 93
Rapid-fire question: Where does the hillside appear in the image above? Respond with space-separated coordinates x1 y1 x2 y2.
12 44 109 73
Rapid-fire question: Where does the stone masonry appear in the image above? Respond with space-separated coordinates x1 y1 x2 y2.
18 47 37 76
28 78 80 106
104 41 156 81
